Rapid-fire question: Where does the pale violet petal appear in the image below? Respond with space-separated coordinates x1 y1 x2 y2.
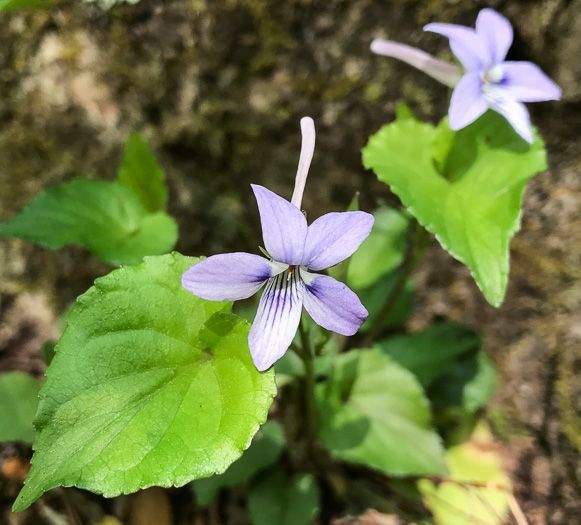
290 117 316 209
424 23 488 71
181 253 272 301
475 8 513 65
370 40 462 87
249 270 305 371
449 71 488 130
251 184 308 265
500 61 561 102
488 93 534 143
302 273 368 336
303 211 375 271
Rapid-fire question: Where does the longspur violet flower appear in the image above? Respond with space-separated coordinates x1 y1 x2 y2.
182 118 374 371
371 8 561 143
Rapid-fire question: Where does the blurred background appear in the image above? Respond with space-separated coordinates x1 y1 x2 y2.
0 0 580 523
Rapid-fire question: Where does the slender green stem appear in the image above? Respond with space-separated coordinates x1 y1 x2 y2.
363 220 428 346
297 319 318 455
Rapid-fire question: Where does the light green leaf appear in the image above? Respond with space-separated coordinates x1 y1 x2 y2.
0 372 41 444
118 132 167 213
13 253 276 512
0 179 178 265
248 470 320 525
192 420 285 506
375 322 480 387
418 423 510 525
347 207 409 289
363 111 547 306
316 350 447 476
0 0 51 11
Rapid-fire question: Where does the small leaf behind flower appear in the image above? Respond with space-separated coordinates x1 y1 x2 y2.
357 269 415 331
13 253 276 512
0 179 177 265
118 132 168 213
347 207 409 290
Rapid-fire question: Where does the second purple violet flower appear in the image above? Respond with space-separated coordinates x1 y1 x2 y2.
371 8 561 143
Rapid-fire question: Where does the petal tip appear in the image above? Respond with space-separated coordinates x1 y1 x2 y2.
249 343 280 372
250 183 266 194
370 38 386 53
180 266 195 290
478 8 509 25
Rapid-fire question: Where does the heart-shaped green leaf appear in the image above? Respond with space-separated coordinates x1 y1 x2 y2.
0 180 177 265
13 253 276 512
363 112 547 306
316 349 447 476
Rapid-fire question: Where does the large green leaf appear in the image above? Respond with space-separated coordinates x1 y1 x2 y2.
375 322 480 387
248 470 320 525
0 180 177 265
347 207 409 289
13 253 276 512
192 420 285 505
0 372 41 444
316 349 447 476
118 132 167 213
363 111 547 306
0 0 51 10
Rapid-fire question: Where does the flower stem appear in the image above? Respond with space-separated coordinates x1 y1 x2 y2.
297 319 319 455
363 220 429 346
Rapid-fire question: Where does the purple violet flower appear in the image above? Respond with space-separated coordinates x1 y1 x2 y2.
371 8 561 143
182 118 374 371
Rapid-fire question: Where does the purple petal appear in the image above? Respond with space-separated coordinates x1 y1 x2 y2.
303 211 375 271
475 8 513 65
449 71 488 130
249 270 305 371
500 61 561 102
251 184 307 265
488 93 534 143
302 273 368 336
181 253 273 301
424 23 488 71
370 39 462 87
